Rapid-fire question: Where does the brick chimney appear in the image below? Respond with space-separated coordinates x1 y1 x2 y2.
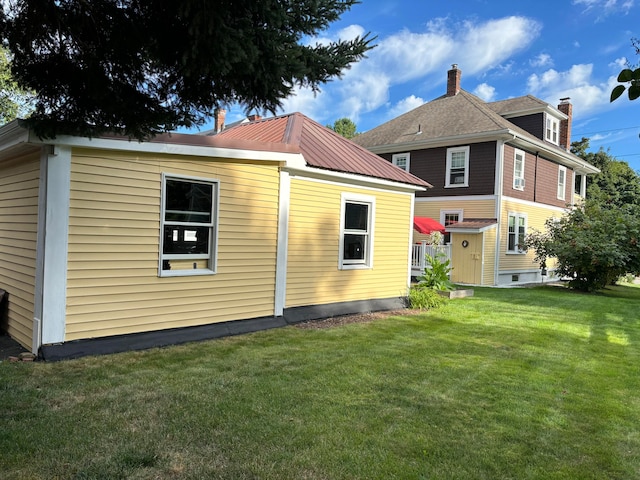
447 64 461 96
214 108 226 133
247 114 262 122
557 98 572 151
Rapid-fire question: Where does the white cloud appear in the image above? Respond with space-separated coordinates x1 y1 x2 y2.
388 95 425 118
530 53 553 68
611 57 628 69
298 15 542 124
572 0 635 19
526 64 619 117
473 83 497 101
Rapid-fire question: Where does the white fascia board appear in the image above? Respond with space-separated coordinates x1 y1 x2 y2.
0 120 30 154
501 104 568 121
446 224 497 234
364 130 514 155
508 132 600 175
27 132 303 164
284 164 427 194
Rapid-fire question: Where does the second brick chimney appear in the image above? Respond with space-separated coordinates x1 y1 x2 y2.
447 64 461 97
214 108 226 133
557 98 572 151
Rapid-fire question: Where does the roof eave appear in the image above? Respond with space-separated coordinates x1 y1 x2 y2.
509 131 600 175
364 129 514 154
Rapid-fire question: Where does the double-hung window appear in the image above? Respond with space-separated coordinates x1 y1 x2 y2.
392 152 410 172
440 210 462 244
445 146 469 187
513 149 525 190
340 194 375 269
557 165 566 201
160 174 218 276
546 116 559 145
507 213 527 254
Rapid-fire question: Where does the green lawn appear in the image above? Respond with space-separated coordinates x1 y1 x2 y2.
1 284 639 479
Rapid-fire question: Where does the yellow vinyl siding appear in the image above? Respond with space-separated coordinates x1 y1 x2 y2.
482 227 497 285
65 149 282 341
500 199 564 272
0 149 41 349
286 178 412 308
414 198 496 221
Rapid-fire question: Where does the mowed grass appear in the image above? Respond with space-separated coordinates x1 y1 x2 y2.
1 284 640 479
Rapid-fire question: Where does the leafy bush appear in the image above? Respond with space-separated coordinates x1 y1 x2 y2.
407 284 447 310
416 253 454 291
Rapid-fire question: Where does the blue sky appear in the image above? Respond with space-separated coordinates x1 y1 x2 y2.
198 0 640 171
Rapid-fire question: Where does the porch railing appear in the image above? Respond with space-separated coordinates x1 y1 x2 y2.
411 242 452 277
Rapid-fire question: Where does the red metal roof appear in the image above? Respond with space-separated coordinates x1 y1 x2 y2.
413 216 446 234
215 113 431 188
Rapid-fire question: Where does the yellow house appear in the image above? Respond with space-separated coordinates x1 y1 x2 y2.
0 114 429 360
354 65 600 286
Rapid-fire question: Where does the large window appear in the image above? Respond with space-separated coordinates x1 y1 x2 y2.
557 165 567 201
507 213 526 254
340 194 375 269
445 146 469 187
392 152 410 172
513 149 525 190
546 116 559 145
160 174 218 276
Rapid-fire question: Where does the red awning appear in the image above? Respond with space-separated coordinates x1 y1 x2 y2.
413 216 446 234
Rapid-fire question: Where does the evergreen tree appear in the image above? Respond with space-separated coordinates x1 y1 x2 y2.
0 0 373 139
0 46 34 125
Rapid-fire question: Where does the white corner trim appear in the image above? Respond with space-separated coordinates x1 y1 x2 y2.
40 145 71 344
274 171 291 316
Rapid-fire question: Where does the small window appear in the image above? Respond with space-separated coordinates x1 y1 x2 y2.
507 213 526 254
445 146 469 187
340 194 375 269
160 174 218 276
546 116 559 145
440 210 463 244
513 149 525 190
557 165 566 201
392 153 410 172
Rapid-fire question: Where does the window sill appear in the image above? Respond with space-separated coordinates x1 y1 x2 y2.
444 184 469 188
159 269 215 278
340 264 372 270
505 251 526 255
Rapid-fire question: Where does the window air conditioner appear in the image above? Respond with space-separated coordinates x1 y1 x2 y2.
515 178 525 188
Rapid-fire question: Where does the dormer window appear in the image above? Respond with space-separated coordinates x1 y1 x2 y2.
392 152 410 172
546 116 559 145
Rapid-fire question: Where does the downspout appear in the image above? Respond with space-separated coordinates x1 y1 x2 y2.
33 146 50 353
494 135 515 286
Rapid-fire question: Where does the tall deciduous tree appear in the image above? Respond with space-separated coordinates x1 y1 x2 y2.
611 37 640 102
0 0 373 139
326 117 358 139
571 138 640 208
0 45 34 125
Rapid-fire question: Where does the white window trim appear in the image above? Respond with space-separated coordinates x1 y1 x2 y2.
339 193 375 270
440 209 463 245
546 115 560 145
445 146 470 188
507 212 527 254
513 149 525 190
557 165 567 201
159 173 220 277
392 152 410 172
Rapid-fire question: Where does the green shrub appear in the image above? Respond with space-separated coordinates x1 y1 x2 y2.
417 253 454 291
407 284 447 310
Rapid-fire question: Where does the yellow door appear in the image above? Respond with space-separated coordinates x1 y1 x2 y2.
450 234 482 284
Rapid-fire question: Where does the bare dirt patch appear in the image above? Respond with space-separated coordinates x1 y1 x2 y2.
294 309 422 330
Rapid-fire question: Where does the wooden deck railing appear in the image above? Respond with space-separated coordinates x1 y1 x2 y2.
411 242 452 277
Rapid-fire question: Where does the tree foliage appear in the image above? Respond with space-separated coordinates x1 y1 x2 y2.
611 37 640 102
0 0 373 139
326 117 358 139
524 201 640 292
571 138 640 208
0 45 34 125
